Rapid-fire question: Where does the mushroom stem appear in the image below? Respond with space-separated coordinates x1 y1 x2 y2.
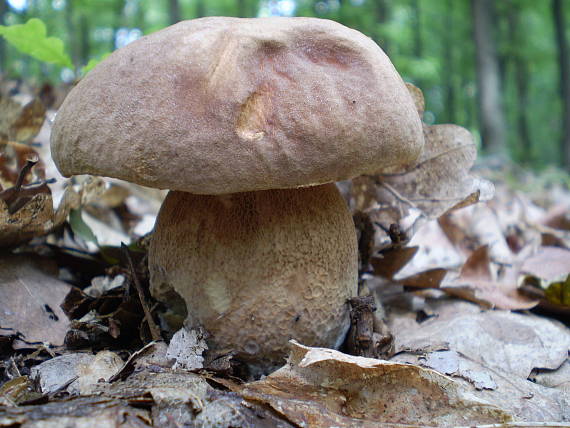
148 183 358 370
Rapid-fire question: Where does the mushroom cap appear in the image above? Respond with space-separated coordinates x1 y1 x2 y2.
51 17 423 195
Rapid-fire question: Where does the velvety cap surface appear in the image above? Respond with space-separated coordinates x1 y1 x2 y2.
51 17 423 194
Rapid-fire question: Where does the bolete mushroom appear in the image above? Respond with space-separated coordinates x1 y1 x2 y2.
51 17 423 371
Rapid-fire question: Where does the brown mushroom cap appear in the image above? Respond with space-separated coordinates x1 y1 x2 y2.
51 17 423 194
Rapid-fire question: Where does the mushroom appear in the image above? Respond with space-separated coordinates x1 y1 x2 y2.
51 17 423 371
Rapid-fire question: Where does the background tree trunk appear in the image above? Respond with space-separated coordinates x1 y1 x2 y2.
373 0 390 55
78 13 90 67
110 0 126 51
472 0 507 156
444 0 456 123
168 0 181 24
552 0 570 169
508 2 531 162
412 0 422 58
237 0 246 17
195 0 205 18
64 0 78 68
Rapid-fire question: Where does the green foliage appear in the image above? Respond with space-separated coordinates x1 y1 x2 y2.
0 0 567 170
81 53 111 76
0 18 73 68
69 208 98 246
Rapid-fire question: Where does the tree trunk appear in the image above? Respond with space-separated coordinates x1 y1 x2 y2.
471 0 507 156
507 2 531 162
78 13 90 67
444 0 455 123
373 0 390 55
110 0 125 51
64 0 78 68
195 0 205 18
412 0 422 58
552 0 570 169
169 0 181 24
237 0 246 17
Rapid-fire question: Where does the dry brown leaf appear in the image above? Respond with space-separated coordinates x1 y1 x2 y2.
371 246 418 279
458 244 493 279
422 350 497 390
443 246 538 310
443 281 538 310
234 341 511 426
397 268 447 288
0 183 82 248
405 82 425 118
0 192 54 248
0 95 45 143
541 204 570 231
29 352 123 396
389 300 570 422
0 141 46 189
395 219 464 278
375 124 494 220
389 300 570 378
93 371 295 427
440 204 517 263
521 246 570 281
350 85 492 248
0 396 151 427
0 255 71 348
531 360 570 391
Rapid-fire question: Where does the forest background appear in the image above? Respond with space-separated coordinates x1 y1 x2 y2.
1 0 569 173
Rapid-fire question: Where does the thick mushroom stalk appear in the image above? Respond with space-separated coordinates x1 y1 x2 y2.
149 184 357 369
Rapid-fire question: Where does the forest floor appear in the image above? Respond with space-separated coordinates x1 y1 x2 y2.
0 83 569 427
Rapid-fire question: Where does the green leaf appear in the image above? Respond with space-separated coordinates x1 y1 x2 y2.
81 53 111 76
0 18 73 68
69 209 99 246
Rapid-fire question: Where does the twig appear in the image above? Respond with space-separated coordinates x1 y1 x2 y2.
371 177 417 210
121 243 161 342
0 158 37 204
108 340 158 383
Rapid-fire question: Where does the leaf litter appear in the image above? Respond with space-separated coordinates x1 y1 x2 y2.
1 80 570 426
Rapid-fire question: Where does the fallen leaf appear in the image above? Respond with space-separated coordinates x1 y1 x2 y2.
423 350 497 390
396 218 464 277
0 255 70 348
0 376 40 406
0 192 54 248
521 246 570 281
166 327 207 370
0 95 45 143
397 268 447 288
31 356 78 396
374 123 494 220
531 360 570 391
405 82 425 118
94 371 295 427
370 246 418 279
388 300 570 422
350 85 493 251
459 244 493 279
0 395 151 427
76 351 124 394
234 341 511 426
389 300 570 379
0 141 46 189
443 246 538 310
